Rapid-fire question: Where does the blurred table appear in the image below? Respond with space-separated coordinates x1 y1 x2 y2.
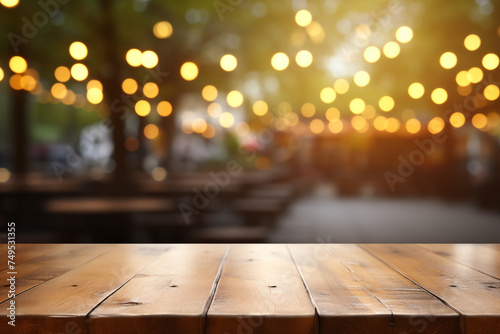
1 244 499 333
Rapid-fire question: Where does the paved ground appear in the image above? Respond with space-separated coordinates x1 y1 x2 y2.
269 186 500 243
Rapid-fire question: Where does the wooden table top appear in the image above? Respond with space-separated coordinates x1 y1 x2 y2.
1 244 499 334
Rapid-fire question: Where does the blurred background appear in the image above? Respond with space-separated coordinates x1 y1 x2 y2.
0 0 499 243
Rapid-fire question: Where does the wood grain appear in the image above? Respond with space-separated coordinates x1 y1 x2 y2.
419 244 500 279
0 244 111 302
0 244 65 271
289 244 459 334
362 244 500 334
0 244 168 334
207 244 316 334
89 244 228 334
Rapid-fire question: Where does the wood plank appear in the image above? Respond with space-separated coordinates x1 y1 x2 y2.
0 244 111 302
419 244 500 279
289 244 459 334
0 244 66 271
0 244 168 334
207 244 316 334
362 244 500 334
89 244 228 334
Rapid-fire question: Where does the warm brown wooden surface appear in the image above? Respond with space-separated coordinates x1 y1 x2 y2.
207 244 317 334
289 244 459 334
89 244 228 334
362 244 500 334
0 244 498 334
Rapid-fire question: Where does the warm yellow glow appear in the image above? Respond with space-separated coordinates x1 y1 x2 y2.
87 87 103 105
202 85 218 102
395 26 413 43
325 107 340 121
386 117 400 133
203 124 216 139
464 34 481 51
152 167 167 181
0 168 11 183
253 100 268 116
295 9 312 27
153 21 173 39
87 80 103 91
219 112 235 128
353 71 370 87
306 21 325 43
192 118 208 134
378 96 395 112
0 67 3 82
142 50 159 69
428 117 445 134
363 105 376 119
54 66 70 82
449 112 465 128
488 112 500 128
456 71 470 87
143 82 159 98
271 52 289 71
51 83 67 99
383 41 400 58
9 56 27 73
20 75 36 91
220 54 238 71
484 84 500 101
122 78 138 95
180 62 198 81
431 88 448 104
135 100 151 117
310 119 324 134
9 74 22 90
208 103 222 118
182 120 194 134
334 79 349 94
406 118 421 134
467 67 483 83
482 53 499 71
350 98 366 114
320 87 336 104
227 90 244 108
157 101 172 117
301 103 316 117
402 109 416 120
126 49 142 67
69 42 88 60
1 0 19 8
235 122 250 136
71 63 88 81
439 52 457 69
296 50 313 67
408 82 425 99
364 46 381 63
373 116 388 131
472 113 487 130
351 115 368 133
457 85 472 96
328 119 343 133
144 124 159 139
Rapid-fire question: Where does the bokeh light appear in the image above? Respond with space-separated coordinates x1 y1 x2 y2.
449 112 465 128
144 124 159 139
54 66 71 82
395 26 413 43
153 21 173 39
192 118 208 134
328 119 343 133
71 63 88 81
253 100 268 116
353 70 370 87
431 88 448 104
126 49 142 67
301 103 316 117
373 116 388 131
51 83 67 99
467 67 483 83
227 90 244 108
0 168 11 183
482 53 499 70
135 100 151 117
208 103 222 118
69 42 88 60
9 56 27 73
219 112 235 128
295 9 312 27
334 79 349 94
87 80 103 91
325 107 340 121
484 84 500 101
364 46 381 63
378 96 395 112
472 113 487 130
141 50 159 68
383 41 400 58
310 119 324 134
464 34 481 51
408 82 425 99
1 0 19 8
87 87 103 104
152 167 167 181
428 117 445 134
143 82 159 98
122 78 138 95
439 52 457 69
320 87 336 103
350 98 366 114
351 115 368 133
456 71 470 87
180 62 199 81
157 101 173 117
9 74 22 90
386 117 400 133
296 50 313 67
406 118 421 134
220 54 238 71
271 52 289 71
202 85 218 101
0 67 3 82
